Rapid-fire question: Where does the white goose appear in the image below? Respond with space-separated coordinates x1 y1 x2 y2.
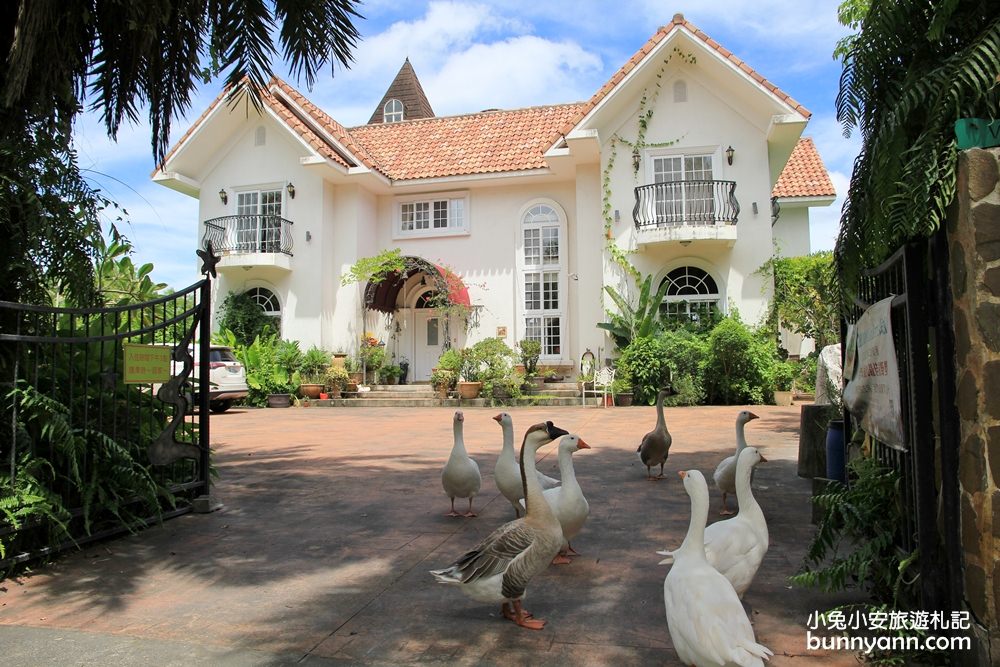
441 410 481 517
430 421 569 629
493 412 560 517
659 447 769 599
519 434 591 563
663 469 773 667
638 389 673 480
712 410 759 515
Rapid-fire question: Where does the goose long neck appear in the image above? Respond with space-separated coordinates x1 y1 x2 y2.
655 392 666 429
735 419 749 452
451 420 467 458
734 456 762 517
557 446 579 490
676 485 709 561
520 437 555 521
501 422 514 456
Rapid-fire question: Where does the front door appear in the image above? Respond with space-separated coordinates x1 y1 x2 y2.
413 311 443 381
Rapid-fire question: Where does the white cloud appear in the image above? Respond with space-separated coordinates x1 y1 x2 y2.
425 36 602 112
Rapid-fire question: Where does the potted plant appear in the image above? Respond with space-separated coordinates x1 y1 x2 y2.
543 368 564 383
773 359 796 406
344 355 363 387
324 365 350 398
430 368 456 399
299 346 330 399
398 356 410 385
518 339 542 389
380 364 402 385
612 374 634 406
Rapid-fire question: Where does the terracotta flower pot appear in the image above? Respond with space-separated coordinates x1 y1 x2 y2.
457 381 482 399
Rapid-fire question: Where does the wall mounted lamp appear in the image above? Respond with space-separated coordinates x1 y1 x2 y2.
286 182 296 199
218 188 228 205
725 145 735 165
632 147 641 171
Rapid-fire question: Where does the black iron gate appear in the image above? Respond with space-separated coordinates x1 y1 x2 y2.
0 259 215 568
844 233 962 614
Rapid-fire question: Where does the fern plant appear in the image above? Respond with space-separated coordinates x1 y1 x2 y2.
836 0 1000 294
791 455 916 604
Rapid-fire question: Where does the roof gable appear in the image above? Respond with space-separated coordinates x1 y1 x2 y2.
772 137 836 199
559 13 810 139
367 58 435 124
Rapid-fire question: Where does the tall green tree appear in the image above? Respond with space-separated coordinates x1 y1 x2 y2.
759 251 840 351
835 0 1000 293
0 1 362 306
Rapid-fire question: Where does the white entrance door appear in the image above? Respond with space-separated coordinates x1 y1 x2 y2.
413 311 443 381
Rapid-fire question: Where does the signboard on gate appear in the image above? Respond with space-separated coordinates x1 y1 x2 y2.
842 297 906 450
123 344 172 384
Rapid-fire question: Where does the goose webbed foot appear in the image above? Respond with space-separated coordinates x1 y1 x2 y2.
512 600 545 630
719 493 734 515
463 499 477 517
565 543 581 556
446 499 461 517
551 554 573 565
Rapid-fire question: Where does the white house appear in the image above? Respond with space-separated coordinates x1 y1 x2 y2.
153 14 835 381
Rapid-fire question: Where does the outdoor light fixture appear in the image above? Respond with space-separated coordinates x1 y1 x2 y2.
286 182 296 199
632 147 641 171
725 145 735 165
218 188 228 205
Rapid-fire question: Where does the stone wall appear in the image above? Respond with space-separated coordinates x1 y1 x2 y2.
949 147 1000 663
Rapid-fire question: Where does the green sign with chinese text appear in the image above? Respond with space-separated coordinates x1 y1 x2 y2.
955 118 1000 150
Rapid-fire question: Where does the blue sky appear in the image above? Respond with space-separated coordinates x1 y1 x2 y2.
72 0 858 290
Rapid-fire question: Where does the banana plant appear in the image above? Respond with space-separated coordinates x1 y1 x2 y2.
597 274 671 350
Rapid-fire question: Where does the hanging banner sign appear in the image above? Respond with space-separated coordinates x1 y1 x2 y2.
842 297 907 450
123 344 172 384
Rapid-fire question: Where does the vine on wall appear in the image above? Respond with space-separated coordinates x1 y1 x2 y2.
601 47 696 280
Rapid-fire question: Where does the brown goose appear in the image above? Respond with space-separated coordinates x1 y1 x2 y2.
430 420 569 629
637 389 673 480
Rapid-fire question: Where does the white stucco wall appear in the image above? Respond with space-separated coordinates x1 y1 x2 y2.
772 203 812 257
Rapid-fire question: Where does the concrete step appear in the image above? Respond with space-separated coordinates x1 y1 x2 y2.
303 396 602 408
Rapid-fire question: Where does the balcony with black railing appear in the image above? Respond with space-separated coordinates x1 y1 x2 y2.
201 215 294 271
632 180 740 246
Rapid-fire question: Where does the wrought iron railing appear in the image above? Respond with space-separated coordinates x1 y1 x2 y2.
202 215 294 256
632 180 739 228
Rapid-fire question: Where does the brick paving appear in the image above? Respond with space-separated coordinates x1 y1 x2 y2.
0 404 863 665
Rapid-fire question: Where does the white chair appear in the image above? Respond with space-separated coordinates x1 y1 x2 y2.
582 366 616 407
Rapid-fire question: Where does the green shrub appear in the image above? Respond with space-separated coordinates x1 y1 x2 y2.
796 354 819 394
218 291 275 346
517 339 541 376
237 333 302 405
773 359 799 392
617 336 671 405
300 346 330 384
323 365 349 391
702 316 777 405
657 328 709 405
436 348 463 373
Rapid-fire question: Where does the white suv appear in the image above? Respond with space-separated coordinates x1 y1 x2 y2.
160 345 249 413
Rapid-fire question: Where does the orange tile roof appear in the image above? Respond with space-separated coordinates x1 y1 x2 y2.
556 13 811 139
772 137 836 198
347 104 584 180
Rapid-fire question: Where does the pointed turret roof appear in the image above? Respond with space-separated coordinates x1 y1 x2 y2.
367 58 435 124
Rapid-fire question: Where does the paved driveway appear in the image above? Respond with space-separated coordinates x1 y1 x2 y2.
0 405 861 665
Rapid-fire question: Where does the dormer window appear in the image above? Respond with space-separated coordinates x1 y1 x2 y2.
383 99 404 123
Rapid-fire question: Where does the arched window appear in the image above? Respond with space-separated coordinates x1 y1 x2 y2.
519 201 565 358
383 99 404 123
245 287 281 335
659 266 721 324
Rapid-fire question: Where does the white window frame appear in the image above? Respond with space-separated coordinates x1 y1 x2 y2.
232 185 286 253
643 145 724 225
655 262 725 325
393 191 470 239
383 99 404 123
516 199 568 362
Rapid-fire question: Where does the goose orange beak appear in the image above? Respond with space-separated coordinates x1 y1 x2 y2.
759 454 768 463
678 470 687 479
748 412 759 420
492 414 502 422
577 438 591 450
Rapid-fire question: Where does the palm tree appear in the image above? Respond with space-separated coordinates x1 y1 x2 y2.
0 0 362 305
